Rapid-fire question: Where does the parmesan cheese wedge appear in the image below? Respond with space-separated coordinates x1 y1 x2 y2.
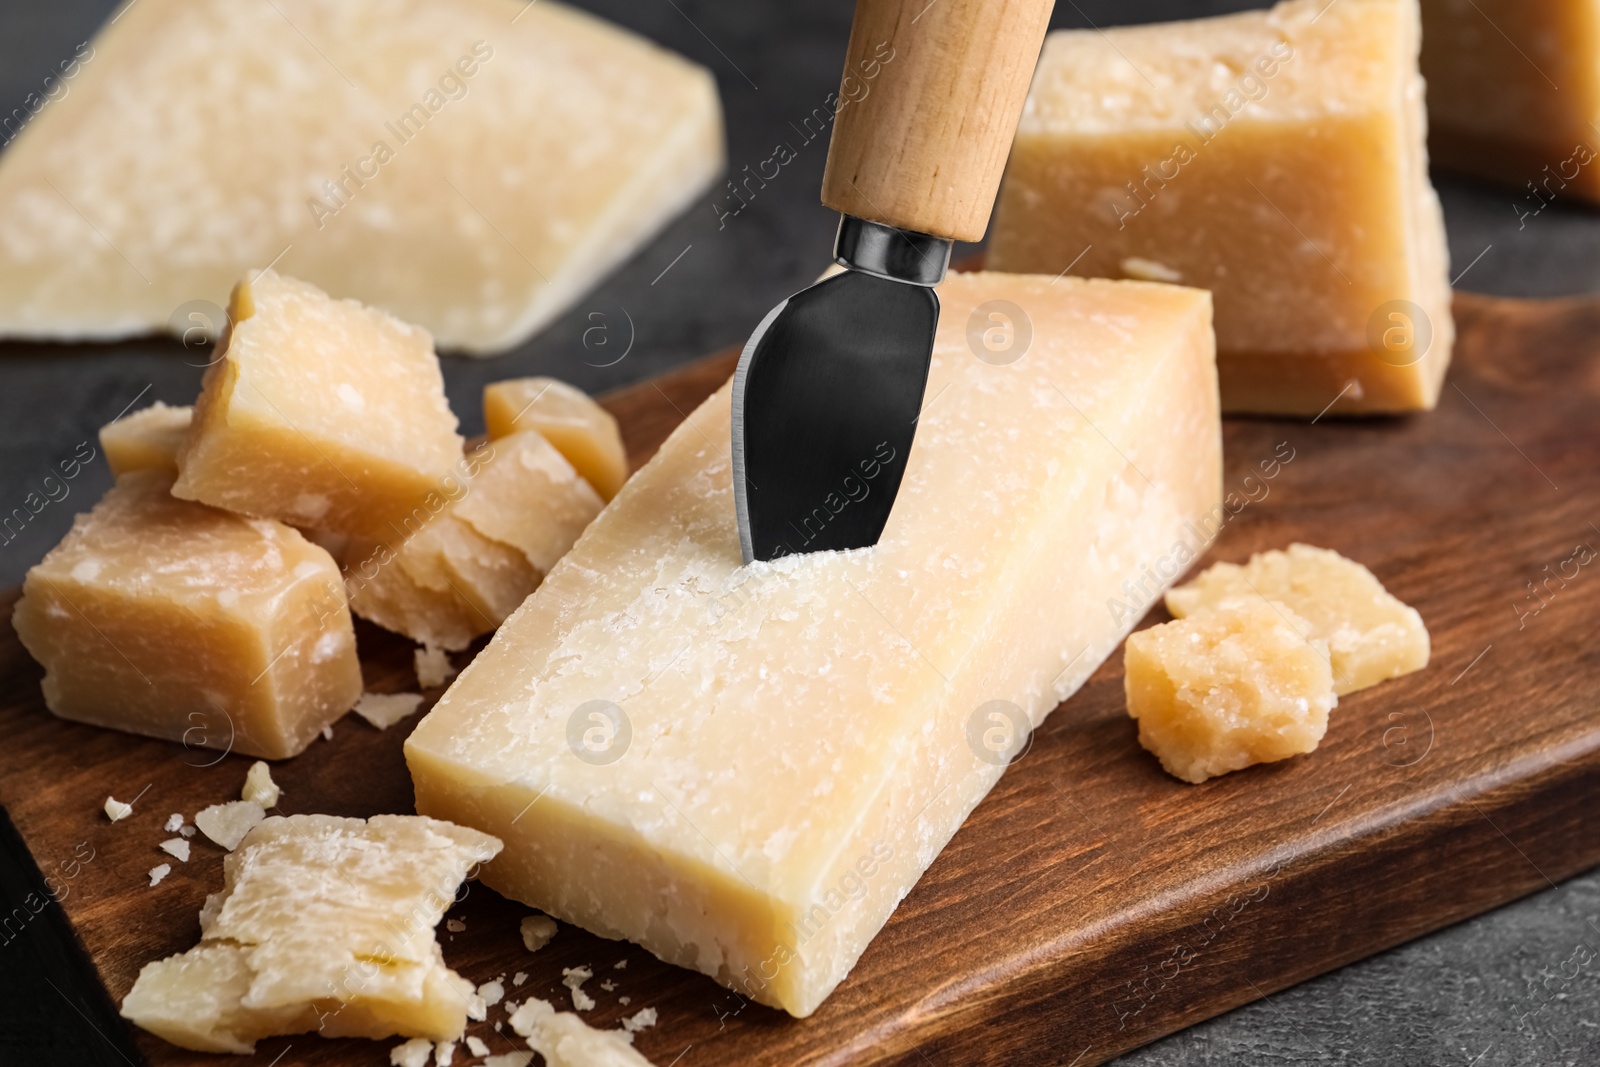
989 0 1452 415
1421 0 1600 202
120 814 502 1052
406 272 1222 1016
0 0 723 353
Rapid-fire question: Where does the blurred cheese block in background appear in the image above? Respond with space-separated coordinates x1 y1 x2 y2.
174 271 465 541
120 814 502 1052
0 0 724 354
989 0 1452 416
406 272 1223 1017
100 402 192 476
344 433 603 650
11 471 361 760
484 377 629 500
1125 599 1336 784
1166 542 1430 696
1420 0 1600 201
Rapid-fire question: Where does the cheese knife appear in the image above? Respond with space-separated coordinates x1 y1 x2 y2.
731 0 1056 563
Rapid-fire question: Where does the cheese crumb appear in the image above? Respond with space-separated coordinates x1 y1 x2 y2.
483 1055 533 1067
1125 599 1336 783
621 1007 657 1034
241 761 280 807
446 918 466 933
159 838 190 863
465 1037 491 1057
619 996 631 1006
391 1037 432 1067
613 960 627 969
511 971 528 987
1120 256 1184 283
415 645 457 689
193 800 266 850
163 813 184 833
466 992 488 1022
508 997 651 1066
600 979 616 992
104 796 134 822
478 979 505 1008
321 723 334 741
148 864 171 886
520 914 557 953
561 966 595 1011
433 1039 456 1066
355 691 426 730
178 824 196 838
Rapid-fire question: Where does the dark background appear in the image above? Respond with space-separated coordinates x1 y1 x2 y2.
2 1 1598 1064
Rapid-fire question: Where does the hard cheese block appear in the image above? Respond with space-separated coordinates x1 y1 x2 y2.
0 0 723 354
406 272 1222 1016
345 433 602 650
100 402 192 476
1166 542 1430 695
1421 0 1600 201
121 814 502 1052
11 471 361 760
174 270 464 540
1126 599 1336 784
484 377 629 500
988 0 1452 416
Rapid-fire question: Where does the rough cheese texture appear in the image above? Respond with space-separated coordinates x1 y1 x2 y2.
1166 542 1430 695
507 997 651 1066
173 270 464 540
989 0 1452 415
100 402 192 476
406 272 1222 1016
12 471 361 760
1125 600 1337 784
484 378 629 500
1421 0 1600 201
344 435 601 650
0 0 723 354
121 814 502 1052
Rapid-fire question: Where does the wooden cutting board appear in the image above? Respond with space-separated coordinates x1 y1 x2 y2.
2 290 1598 1067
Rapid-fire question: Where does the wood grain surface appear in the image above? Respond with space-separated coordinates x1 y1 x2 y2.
1 290 1597 1066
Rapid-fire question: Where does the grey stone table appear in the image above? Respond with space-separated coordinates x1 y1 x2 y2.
1 1 1596 1064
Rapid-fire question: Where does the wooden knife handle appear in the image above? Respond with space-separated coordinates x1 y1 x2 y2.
820 0 1056 243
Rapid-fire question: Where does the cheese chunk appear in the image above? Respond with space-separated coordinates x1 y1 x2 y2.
0 0 723 354
1421 0 1600 201
12 471 361 760
173 270 464 540
344 435 601 649
100 402 192 476
988 0 1452 415
121 814 502 1052
454 432 604 573
484 378 628 500
1166 542 1429 695
1126 600 1336 784
406 272 1222 1016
